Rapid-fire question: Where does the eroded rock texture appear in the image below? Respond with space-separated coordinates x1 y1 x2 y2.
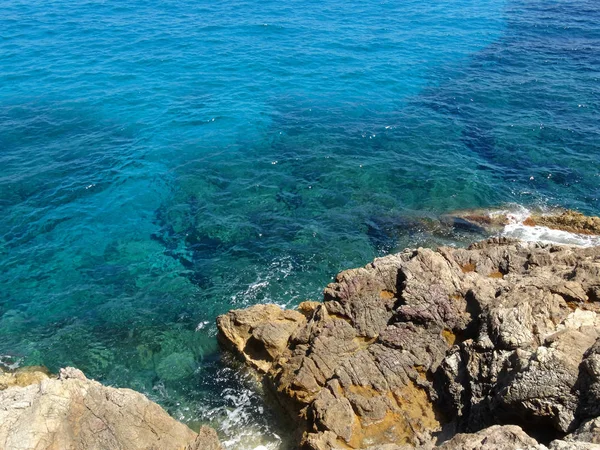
438 425 546 450
217 238 600 449
0 367 223 450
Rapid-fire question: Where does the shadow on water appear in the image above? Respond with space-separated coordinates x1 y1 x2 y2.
414 0 600 214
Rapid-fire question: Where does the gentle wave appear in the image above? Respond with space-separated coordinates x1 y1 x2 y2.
499 206 600 247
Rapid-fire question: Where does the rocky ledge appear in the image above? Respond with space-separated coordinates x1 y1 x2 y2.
443 208 600 237
217 238 600 449
0 366 222 450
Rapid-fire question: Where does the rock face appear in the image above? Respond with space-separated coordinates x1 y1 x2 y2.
0 367 223 450
438 425 546 450
217 238 600 449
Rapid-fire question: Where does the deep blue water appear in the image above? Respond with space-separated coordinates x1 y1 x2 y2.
1 0 599 447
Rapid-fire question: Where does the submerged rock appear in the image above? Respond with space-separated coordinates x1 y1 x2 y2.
0 366 223 450
438 209 509 235
217 238 600 449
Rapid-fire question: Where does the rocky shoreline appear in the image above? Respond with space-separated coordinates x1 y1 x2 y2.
445 208 600 237
0 366 223 450
217 237 600 449
2 209 600 450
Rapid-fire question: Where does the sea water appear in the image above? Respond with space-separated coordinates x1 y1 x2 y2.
1 0 599 447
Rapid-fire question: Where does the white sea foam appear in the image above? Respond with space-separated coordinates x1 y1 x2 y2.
495 205 600 247
0 355 22 370
195 321 210 331
190 365 286 450
502 222 600 247
217 385 283 450
230 255 297 308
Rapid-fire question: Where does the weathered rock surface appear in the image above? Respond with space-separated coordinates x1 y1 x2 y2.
217 238 600 449
438 425 545 450
527 210 600 236
0 365 50 390
0 366 223 450
546 416 600 449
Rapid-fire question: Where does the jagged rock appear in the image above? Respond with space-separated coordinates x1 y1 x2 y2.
187 426 223 450
444 208 600 237
0 367 223 450
216 303 306 373
558 416 600 445
362 445 413 450
217 238 600 449
437 242 600 435
577 337 600 419
438 425 545 449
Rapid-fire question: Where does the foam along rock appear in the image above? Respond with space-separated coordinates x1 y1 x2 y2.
445 207 600 246
0 366 223 450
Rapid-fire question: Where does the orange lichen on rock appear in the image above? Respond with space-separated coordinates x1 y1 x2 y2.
461 263 476 273
353 336 377 351
0 366 50 390
347 384 382 399
380 290 395 300
442 328 457 346
341 382 440 449
298 301 321 316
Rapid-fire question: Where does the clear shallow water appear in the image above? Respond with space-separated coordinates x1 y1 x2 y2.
0 0 599 447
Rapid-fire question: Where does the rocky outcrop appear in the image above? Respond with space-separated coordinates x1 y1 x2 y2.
445 208 600 237
0 366 222 450
526 210 600 236
217 238 600 449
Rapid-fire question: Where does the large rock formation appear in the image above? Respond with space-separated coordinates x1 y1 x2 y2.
0 366 223 450
217 238 600 449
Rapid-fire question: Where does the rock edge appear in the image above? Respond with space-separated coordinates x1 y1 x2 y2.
0 366 223 450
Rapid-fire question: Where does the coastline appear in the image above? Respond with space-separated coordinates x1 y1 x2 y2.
213 209 600 449
2 0 599 446
2 209 600 449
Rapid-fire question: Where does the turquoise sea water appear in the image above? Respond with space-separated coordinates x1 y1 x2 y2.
1 0 599 447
